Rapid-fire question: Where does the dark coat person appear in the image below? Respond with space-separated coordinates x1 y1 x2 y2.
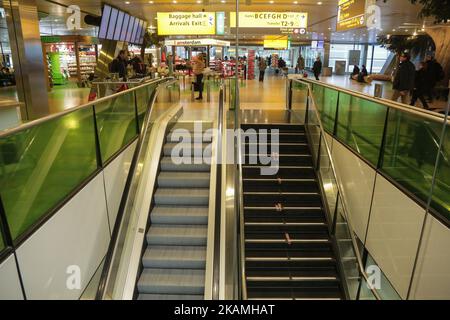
391 52 415 104
313 57 322 80
110 50 128 80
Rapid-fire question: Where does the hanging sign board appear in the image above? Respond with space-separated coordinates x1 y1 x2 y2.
230 12 307 34
157 12 216 35
263 36 289 50
337 0 366 31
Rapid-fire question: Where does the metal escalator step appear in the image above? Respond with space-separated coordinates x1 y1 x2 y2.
151 206 208 225
160 157 211 172
243 143 309 154
138 294 203 300
241 124 305 133
166 131 213 143
158 172 210 188
242 132 307 143
243 178 319 193
243 192 322 207
147 225 207 246
243 154 313 166
154 188 209 206
142 245 206 269
163 143 212 157
171 122 213 132
137 268 205 295
242 166 316 179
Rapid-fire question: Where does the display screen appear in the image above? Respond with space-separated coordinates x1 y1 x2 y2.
120 14 130 41
113 11 124 40
98 5 146 44
133 20 142 44
106 8 118 40
126 17 136 42
311 40 324 49
139 21 147 44
98 5 111 39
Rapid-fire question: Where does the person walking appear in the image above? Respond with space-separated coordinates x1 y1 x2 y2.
259 57 267 82
424 55 445 102
391 52 415 104
296 55 305 74
313 57 322 81
410 62 430 110
193 54 206 100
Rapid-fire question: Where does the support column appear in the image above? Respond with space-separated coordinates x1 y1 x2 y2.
5 0 50 120
323 42 331 68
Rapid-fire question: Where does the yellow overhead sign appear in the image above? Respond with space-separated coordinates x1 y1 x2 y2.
263 39 289 50
157 12 216 35
230 12 308 29
337 0 366 31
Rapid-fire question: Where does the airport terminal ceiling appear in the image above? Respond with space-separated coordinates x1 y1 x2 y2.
33 0 427 44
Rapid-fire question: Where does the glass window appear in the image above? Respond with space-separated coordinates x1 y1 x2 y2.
329 44 365 73
366 45 391 74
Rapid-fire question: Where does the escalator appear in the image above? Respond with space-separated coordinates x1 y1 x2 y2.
137 121 213 300
240 123 345 300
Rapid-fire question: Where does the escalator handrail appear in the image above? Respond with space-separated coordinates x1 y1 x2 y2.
295 79 382 300
212 81 225 299
0 78 166 138
95 77 177 300
232 85 247 300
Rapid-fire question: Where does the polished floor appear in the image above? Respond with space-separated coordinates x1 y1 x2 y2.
0 71 447 125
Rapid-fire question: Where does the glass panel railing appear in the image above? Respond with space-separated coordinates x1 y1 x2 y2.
336 93 387 166
431 122 450 220
95 91 138 163
291 80 308 121
380 109 444 211
295 79 381 300
135 86 150 131
0 229 5 252
311 83 338 134
334 196 360 300
0 107 98 240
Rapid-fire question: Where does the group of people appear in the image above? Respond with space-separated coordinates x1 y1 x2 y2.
350 65 369 82
109 50 147 81
391 52 445 110
0 66 15 86
257 56 288 82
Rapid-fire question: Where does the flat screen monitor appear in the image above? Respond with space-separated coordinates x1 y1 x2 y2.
113 11 124 41
130 19 139 44
98 5 111 39
126 17 136 42
120 14 130 41
139 21 147 44
107 8 118 40
134 20 144 44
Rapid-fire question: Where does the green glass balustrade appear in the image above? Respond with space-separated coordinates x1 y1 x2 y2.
431 123 450 220
0 108 98 240
336 93 387 166
0 230 4 252
95 91 138 163
380 109 445 214
311 84 338 134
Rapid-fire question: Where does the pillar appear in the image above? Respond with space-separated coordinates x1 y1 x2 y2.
5 0 50 120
